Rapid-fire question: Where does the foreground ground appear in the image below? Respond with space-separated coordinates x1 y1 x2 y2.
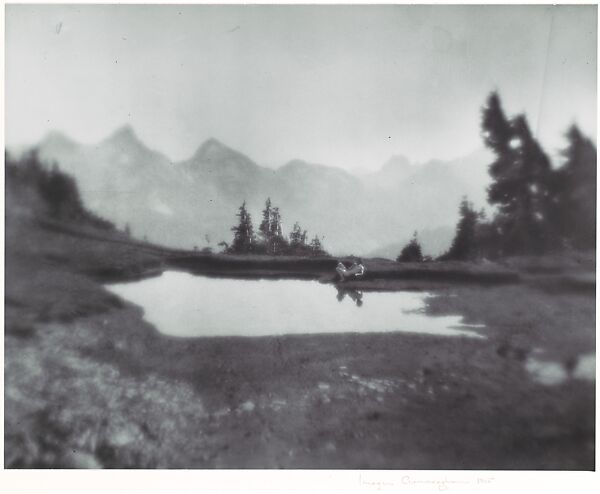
4 217 595 469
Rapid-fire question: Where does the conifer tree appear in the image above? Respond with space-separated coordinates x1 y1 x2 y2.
270 206 287 254
258 197 273 253
289 222 308 248
552 125 597 249
309 235 325 256
230 201 255 253
482 92 554 255
440 197 480 261
397 231 423 262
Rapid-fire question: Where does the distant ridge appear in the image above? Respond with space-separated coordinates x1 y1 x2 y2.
25 125 492 256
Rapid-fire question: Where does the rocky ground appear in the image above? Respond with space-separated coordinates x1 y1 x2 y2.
4 217 595 469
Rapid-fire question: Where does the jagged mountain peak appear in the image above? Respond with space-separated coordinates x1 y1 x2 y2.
103 124 141 146
97 125 170 164
190 138 259 171
280 159 350 175
194 138 233 159
381 154 412 172
31 126 488 255
39 130 78 150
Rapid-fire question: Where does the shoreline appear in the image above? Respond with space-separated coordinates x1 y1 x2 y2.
4 217 595 469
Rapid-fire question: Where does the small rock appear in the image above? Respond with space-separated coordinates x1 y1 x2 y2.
239 400 255 412
64 451 102 469
108 427 138 447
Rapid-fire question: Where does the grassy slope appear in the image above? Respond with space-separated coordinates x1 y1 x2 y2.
4 212 596 469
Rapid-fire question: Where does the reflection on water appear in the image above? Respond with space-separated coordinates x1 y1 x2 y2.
336 287 363 307
106 271 484 338
525 353 595 386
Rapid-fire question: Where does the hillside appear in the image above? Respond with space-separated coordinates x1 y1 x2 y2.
4 146 595 471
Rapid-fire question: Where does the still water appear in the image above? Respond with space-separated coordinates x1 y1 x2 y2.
106 271 485 338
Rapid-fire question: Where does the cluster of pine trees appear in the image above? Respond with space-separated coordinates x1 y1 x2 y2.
399 92 596 262
227 198 327 256
6 150 115 231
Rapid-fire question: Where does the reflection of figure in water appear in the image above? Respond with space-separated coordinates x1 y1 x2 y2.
336 286 364 307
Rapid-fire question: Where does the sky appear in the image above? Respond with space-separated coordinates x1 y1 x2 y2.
5 4 597 172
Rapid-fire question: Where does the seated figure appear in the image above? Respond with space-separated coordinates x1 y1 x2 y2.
335 258 366 282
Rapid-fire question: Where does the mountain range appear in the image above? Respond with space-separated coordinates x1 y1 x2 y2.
21 126 493 257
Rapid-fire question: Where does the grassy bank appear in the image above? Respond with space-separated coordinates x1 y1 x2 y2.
167 253 522 284
4 215 595 469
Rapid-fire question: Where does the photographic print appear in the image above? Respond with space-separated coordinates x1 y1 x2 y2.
3 4 596 470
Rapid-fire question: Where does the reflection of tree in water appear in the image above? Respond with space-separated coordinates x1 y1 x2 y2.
336 286 364 307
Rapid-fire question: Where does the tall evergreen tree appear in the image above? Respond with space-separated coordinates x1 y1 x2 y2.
482 93 554 255
441 197 480 261
258 197 273 253
270 206 287 254
271 207 282 237
289 222 308 248
552 125 597 249
309 235 325 256
230 201 255 253
397 231 423 262
482 92 513 159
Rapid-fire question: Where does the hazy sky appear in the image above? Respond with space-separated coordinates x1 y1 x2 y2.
5 4 597 171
